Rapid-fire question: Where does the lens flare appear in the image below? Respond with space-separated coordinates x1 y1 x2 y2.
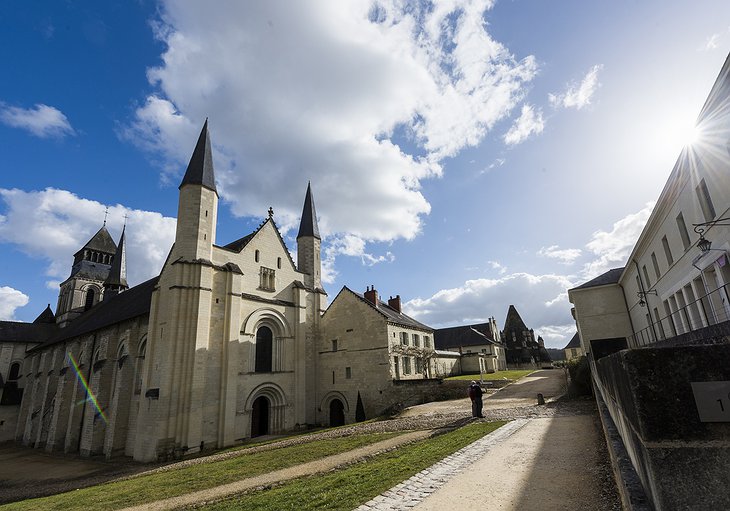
67 352 107 424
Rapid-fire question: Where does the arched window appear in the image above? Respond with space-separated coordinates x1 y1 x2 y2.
134 340 147 395
277 257 281 269
255 249 260 263
84 288 95 311
254 326 273 373
8 362 20 381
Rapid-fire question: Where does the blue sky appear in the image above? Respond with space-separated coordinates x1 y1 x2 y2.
1 1 729 348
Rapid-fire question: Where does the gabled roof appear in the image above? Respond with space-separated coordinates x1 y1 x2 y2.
434 323 499 350
33 305 55 324
219 217 297 271
571 267 625 291
35 277 158 350
564 332 581 349
179 120 217 194
74 226 117 257
329 286 433 331
104 226 128 288
297 182 320 240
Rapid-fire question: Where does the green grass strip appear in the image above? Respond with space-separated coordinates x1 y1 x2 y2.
200 421 507 511
1 432 403 511
446 369 535 381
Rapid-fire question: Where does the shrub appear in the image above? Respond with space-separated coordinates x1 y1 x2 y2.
566 356 592 396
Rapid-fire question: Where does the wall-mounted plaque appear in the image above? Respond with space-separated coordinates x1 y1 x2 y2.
691 381 730 422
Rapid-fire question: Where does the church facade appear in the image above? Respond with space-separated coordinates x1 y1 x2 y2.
14 122 325 461
4 121 438 462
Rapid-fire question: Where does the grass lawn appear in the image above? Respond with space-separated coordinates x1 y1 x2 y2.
200 421 508 511
0 432 403 511
446 369 535 381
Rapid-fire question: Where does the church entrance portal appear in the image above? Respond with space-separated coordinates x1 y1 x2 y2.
251 396 270 437
329 399 345 427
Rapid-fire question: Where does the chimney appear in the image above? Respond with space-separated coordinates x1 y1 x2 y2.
388 295 402 313
364 285 379 307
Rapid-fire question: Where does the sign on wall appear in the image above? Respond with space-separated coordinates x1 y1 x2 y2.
691 381 730 422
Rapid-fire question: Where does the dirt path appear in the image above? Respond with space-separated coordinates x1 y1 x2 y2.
413 415 619 510
119 430 432 511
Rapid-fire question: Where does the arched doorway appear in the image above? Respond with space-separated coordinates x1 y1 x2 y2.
251 396 270 437
329 399 345 427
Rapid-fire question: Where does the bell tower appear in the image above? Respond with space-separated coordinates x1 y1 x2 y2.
296 182 322 290
173 119 218 261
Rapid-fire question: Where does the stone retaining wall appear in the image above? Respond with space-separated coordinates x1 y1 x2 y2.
593 343 730 510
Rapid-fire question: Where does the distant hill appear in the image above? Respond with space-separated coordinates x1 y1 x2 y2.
546 348 566 361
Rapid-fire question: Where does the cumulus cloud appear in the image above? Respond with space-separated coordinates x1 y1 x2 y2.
404 272 575 348
549 64 603 110
0 188 176 287
580 202 654 280
503 104 544 145
122 1 537 270
0 103 75 138
488 260 507 275
0 286 29 321
537 245 582 265
322 234 395 284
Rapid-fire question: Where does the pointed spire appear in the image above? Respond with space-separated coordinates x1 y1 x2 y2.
33 304 56 324
297 182 320 240
104 226 128 291
179 119 217 194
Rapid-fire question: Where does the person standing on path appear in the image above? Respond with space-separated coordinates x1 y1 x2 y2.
468 381 484 418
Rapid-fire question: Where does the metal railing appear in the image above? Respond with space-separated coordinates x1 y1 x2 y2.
630 283 730 348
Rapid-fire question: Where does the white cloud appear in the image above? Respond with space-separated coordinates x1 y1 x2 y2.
0 188 176 288
549 64 603 110
703 33 721 51
0 286 29 321
503 104 544 145
404 272 575 348
123 0 537 256
537 245 582 265
0 103 75 138
580 202 654 280
322 234 395 284
488 260 507 275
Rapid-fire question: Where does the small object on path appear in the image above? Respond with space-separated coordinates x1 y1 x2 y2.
537 393 545 405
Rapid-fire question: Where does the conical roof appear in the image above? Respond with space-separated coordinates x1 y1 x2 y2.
179 119 217 193
104 226 128 288
33 305 55 324
503 304 528 333
74 226 117 257
297 182 320 240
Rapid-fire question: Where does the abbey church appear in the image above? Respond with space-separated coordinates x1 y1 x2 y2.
0 122 443 462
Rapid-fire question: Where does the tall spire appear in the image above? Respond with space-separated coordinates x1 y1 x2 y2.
179 119 217 194
297 182 320 240
104 226 128 295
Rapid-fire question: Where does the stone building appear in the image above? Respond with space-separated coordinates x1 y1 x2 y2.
318 286 434 425
6 121 443 462
562 332 583 362
500 305 551 365
568 52 730 509
433 319 506 374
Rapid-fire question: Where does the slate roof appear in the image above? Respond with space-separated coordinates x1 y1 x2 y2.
0 321 57 345
74 226 117 257
104 226 128 288
297 182 320 240
34 277 158 350
564 332 581 350
434 323 499 350
33 305 56 324
69 260 112 281
571 267 625 290
502 305 529 333
180 120 217 193
222 232 256 252
333 286 433 331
